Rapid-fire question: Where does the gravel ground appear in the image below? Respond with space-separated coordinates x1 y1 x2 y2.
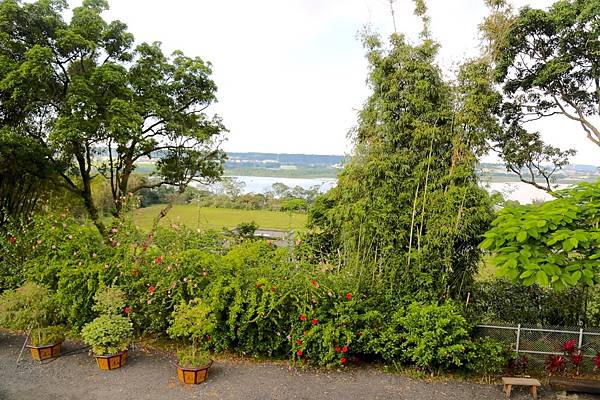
1 332 598 400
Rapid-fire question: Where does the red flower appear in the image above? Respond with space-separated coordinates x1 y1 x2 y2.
562 339 577 353
340 357 347 364
335 346 341 353
154 256 163 264
255 283 263 289
296 349 303 356
148 285 156 295
299 314 306 321
346 292 352 300
310 279 319 288
123 306 131 315
271 287 277 293
296 339 302 346
342 346 348 353
311 319 318 325
356 332 363 337
593 353 600 370
7 236 16 245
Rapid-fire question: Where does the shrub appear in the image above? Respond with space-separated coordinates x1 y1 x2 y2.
0 282 58 330
81 287 133 355
176 348 211 368
30 326 65 347
465 337 509 378
0 282 65 347
400 302 471 372
81 315 133 355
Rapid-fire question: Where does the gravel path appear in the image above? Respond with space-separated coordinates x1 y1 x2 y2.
0 332 597 400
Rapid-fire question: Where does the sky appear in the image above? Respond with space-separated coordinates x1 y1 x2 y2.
66 0 598 165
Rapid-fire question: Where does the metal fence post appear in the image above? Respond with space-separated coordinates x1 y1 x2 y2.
579 328 584 349
516 324 521 354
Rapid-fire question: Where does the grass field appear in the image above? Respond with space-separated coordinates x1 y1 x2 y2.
133 205 307 231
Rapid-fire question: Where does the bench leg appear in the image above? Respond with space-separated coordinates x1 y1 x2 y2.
504 384 511 398
530 385 537 399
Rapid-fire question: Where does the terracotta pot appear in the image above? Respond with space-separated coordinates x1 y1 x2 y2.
27 342 62 361
176 360 213 384
94 350 128 370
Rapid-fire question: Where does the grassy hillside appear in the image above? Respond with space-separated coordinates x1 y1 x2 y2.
133 205 307 231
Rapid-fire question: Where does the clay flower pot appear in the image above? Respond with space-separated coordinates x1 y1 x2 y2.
27 342 62 361
93 350 128 370
176 360 213 384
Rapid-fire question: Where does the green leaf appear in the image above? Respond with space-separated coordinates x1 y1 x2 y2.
519 270 535 279
516 231 528 242
480 238 494 250
535 270 549 287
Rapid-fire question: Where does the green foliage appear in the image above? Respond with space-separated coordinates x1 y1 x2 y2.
30 326 65 347
81 286 132 355
400 303 471 372
168 299 216 342
481 181 600 289
0 0 226 235
176 348 211 368
92 287 126 316
465 337 509 378
235 221 258 239
308 33 494 299
0 282 58 330
492 0 600 149
471 279 589 326
81 314 133 355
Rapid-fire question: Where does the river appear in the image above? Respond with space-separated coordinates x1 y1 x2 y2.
208 176 567 204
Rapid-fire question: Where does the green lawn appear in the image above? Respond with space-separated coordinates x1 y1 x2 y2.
133 205 307 231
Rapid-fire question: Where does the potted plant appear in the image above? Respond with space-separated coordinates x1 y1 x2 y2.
81 287 133 370
0 282 65 361
167 298 215 384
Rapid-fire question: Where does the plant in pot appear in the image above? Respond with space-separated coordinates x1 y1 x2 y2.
167 298 216 384
81 287 133 370
0 282 65 361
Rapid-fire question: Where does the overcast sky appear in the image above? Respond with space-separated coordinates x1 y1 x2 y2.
68 0 598 165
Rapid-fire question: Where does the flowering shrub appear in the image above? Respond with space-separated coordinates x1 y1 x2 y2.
0 209 493 373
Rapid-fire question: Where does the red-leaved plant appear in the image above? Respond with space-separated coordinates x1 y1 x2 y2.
593 353 600 371
547 339 586 377
545 355 565 375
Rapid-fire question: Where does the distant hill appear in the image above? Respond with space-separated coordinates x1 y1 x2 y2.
224 153 599 182
226 152 345 167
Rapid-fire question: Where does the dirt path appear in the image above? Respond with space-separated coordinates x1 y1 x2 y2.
0 332 594 400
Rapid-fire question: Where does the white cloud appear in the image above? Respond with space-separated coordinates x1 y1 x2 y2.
63 0 597 164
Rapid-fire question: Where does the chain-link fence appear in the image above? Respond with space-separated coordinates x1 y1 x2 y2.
476 324 600 370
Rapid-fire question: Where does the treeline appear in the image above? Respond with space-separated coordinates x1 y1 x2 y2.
136 178 320 212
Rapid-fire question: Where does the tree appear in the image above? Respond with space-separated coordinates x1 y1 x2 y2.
308 31 494 299
481 180 600 290
456 57 575 193
480 0 599 191
0 0 226 236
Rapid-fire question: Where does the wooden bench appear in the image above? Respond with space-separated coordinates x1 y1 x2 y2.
502 377 541 399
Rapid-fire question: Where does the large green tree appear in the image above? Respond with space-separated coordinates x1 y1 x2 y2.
480 0 599 192
308 32 494 300
0 0 226 235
